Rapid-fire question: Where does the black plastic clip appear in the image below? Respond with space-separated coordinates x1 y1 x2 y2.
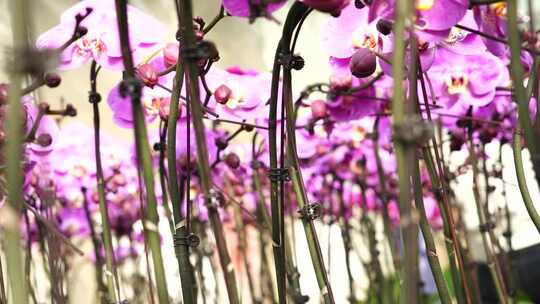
174 233 200 248
279 53 305 71
267 168 290 182
479 221 496 233
206 188 224 210
298 203 322 221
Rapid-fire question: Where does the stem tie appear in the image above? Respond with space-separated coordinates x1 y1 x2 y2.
298 203 322 221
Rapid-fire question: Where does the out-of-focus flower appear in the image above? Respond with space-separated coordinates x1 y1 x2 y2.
36 0 166 70
222 0 287 18
301 0 350 16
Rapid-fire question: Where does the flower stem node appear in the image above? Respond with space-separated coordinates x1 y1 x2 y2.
119 78 142 99
393 116 434 146
298 203 322 221
173 232 200 248
88 91 102 104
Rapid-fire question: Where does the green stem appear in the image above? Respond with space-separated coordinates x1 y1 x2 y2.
176 1 240 302
157 120 175 236
166 33 198 304
114 1 170 302
268 40 288 304
252 135 304 299
412 161 452 304
392 1 420 302
419 59 472 303
508 0 540 189
513 129 540 234
0 254 6 304
278 4 335 303
90 60 120 303
4 1 30 303
373 124 401 274
467 130 508 304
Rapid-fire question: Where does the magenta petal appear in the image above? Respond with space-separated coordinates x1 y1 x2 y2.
321 4 367 59
222 0 286 18
417 0 468 31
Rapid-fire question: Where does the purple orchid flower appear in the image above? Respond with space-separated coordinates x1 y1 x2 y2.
424 47 508 119
36 0 166 70
206 66 272 123
222 0 287 18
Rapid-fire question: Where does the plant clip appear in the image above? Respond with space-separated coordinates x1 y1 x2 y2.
479 221 496 233
205 188 224 210
267 167 290 182
298 203 322 221
279 53 305 71
174 232 200 248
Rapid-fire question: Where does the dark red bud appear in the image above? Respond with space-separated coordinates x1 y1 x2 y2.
302 0 350 17
355 0 365 8
163 43 179 68
310 99 327 119
215 137 228 150
376 19 393 36
136 64 158 88
214 84 232 105
44 73 61 88
349 48 377 78
225 153 240 169
36 133 52 147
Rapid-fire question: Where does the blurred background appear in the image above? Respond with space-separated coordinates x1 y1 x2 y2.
1 0 540 303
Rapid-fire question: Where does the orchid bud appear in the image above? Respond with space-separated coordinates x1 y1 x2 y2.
301 0 350 17
376 19 393 36
355 0 365 8
349 48 376 78
64 104 77 117
225 153 240 169
163 43 179 68
310 99 327 119
45 73 61 88
215 137 228 150
158 98 173 120
36 133 52 147
329 74 352 91
136 64 158 88
214 84 232 105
